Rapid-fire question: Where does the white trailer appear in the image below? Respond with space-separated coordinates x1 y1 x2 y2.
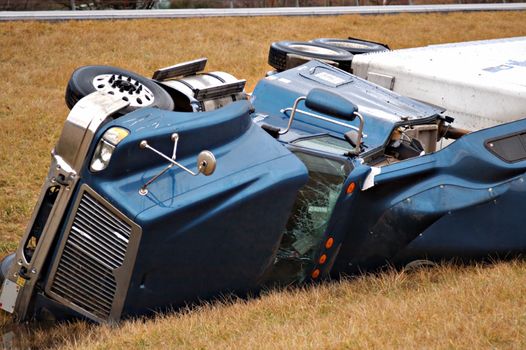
351 37 526 130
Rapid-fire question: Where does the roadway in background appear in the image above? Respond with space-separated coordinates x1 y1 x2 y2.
1 3 526 21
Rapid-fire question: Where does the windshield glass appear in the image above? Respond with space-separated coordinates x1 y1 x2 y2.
293 135 350 155
265 151 350 285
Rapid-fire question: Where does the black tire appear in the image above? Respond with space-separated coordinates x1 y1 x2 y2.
268 41 354 72
403 259 437 272
312 38 389 55
65 65 174 113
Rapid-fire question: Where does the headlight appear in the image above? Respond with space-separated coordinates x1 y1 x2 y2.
90 127 129 172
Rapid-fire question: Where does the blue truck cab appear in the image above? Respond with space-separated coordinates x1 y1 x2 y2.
1 60 526 324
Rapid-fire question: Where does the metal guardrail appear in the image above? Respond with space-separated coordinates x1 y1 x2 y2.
1 3 526 21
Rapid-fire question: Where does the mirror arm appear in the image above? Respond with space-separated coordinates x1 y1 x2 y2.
279 96 306 135
140 137 200 176
347 111 364 155
138 133 214 196
139 163 174 196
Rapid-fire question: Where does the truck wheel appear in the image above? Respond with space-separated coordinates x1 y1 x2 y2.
268 41 354 72
403 259 437 272
312 38 389 55
65 65 174 113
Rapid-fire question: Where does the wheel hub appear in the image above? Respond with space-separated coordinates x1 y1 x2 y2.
92 74 155 108
115 80 134 90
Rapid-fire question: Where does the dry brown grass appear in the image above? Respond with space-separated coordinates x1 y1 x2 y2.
4 262 526 349
59 262 526 349
1 11 526 349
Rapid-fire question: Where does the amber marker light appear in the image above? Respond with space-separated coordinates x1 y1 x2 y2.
346 181 356 194
325 237 334 249
319 254 327 264
311 269 320 279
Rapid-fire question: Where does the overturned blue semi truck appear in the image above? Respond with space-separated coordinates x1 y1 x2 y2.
1 57 525 324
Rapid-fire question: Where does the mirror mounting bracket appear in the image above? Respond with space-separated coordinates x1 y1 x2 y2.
138 133 216 196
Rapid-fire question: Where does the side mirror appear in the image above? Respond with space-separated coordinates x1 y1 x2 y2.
305 88 358 121
197 150 216 176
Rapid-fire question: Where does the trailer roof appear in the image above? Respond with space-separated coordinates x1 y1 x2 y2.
351 37 526 130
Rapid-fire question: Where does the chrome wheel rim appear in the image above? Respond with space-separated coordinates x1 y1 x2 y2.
92 74 155 108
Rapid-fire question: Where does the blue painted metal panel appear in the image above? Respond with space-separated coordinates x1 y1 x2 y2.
78 101 309 315
328 118 526 275
123 154 305 314
251 61 443 155
82 101 303 217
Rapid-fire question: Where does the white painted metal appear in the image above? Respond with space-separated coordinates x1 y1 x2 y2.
0 279 20 313
352 37 526 130
1 3 526 21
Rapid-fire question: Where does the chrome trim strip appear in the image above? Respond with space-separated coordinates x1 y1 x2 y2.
55 92 129 171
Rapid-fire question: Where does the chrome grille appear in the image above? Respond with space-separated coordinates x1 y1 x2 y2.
49 191 132 320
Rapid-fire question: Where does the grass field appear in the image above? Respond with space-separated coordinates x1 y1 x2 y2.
1 11 526 349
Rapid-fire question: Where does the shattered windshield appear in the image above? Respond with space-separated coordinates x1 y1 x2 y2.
266 151 349 285
293 135 351 156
